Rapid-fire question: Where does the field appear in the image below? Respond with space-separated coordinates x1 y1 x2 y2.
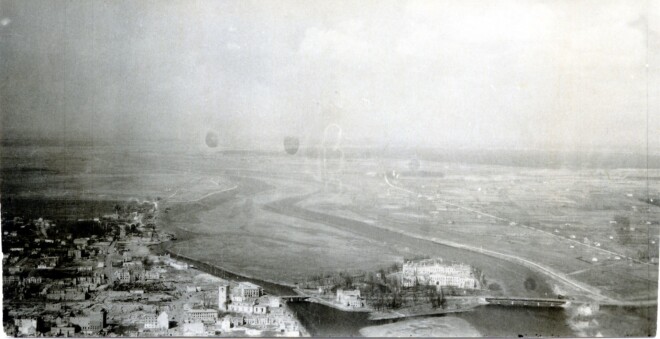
2 143 658 305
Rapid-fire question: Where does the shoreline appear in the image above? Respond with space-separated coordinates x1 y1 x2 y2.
368 303 481 321
149 240 298 296
165 248 298 295
360 316 483 337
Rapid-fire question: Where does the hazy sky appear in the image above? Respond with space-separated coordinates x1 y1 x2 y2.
1 0 658 151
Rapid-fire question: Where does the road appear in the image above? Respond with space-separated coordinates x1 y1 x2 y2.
382 174 655 305
384 175 649 265
167 185 238 203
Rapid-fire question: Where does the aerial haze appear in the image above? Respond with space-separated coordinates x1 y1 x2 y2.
1 0 658 151
1 1 659 338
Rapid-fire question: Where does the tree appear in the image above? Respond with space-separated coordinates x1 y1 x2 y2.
613 215 632 245
343 275 353 289
389 262 400 273
378 269 387 282
436 287 446 309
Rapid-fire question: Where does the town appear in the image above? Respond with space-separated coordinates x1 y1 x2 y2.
2 194 497 336
2 201 306 337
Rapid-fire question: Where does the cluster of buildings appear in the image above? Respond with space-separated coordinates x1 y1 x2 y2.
218 282 302 336
137 281 304 336
8 310 107 337
401 258 481 289
2 201 167 337
3 201 308 337
142 311 169 330
4 228 116 336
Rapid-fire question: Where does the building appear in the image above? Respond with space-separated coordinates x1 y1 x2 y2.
185 309 218 323
51 326 76 337
238 282 262 298
143 269 160 280
122 261 143 269
8 266 23 274
24 276 43 284
67 249 82 259
428 273 478 289
76 273 105 286
228 301 256 314
279 320 301 336
114 269 131 284
70 310 106 333
168 261 189 270
253 305 268 314
4 276 20 284
77 265 93 272
143 311 169 330
73 238 89 248
336 289 363 308
186 286 201 293
14 318 37 336
181 322 205 336
261 296 282 308
229 316 245 328
37 256 59 269
218 284 229 311
45 303 62 312
401 258 479 289
46 291 86 301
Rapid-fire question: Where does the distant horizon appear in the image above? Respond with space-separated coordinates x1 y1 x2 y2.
2 134 660 171
2 0 658 154
0 133 656 153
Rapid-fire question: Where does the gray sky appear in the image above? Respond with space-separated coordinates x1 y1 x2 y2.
1 0 658 152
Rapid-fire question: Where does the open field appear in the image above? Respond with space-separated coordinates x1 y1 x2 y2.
297 158 659 303
2 144 657 321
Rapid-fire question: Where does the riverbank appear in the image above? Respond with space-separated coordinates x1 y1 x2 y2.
152 173 653 338
158 244 297 296
360 316 482 337
304 295 371 312
368 298 485 320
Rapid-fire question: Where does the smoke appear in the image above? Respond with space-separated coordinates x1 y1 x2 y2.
564 303 602 337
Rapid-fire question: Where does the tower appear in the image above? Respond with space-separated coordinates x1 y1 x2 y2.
218 284 228 311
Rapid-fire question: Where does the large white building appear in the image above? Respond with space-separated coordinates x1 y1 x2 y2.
237 282 262 298
228 301 256 314
185 309 218 324
336 289 363 308
220 282 275 314
402 258 479 289
143 312 169 330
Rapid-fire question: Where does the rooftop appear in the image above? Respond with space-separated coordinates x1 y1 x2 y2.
238 282 260 289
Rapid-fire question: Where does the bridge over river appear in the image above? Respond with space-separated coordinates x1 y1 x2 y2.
485 297 568 308
280 295 311 302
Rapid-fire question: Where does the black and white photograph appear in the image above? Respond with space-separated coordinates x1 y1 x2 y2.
1 0 658 337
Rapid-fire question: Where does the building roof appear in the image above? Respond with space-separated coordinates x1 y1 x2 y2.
238 282 260 289
186 309 217 314
338 289 360 296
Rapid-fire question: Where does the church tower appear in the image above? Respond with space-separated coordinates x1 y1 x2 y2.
218 284 229 311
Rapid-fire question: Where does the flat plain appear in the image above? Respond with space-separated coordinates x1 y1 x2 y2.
2 143 658 305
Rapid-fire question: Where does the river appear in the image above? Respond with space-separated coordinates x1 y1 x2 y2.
287 301 577 337
288 301 656 337
155 176 656 337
